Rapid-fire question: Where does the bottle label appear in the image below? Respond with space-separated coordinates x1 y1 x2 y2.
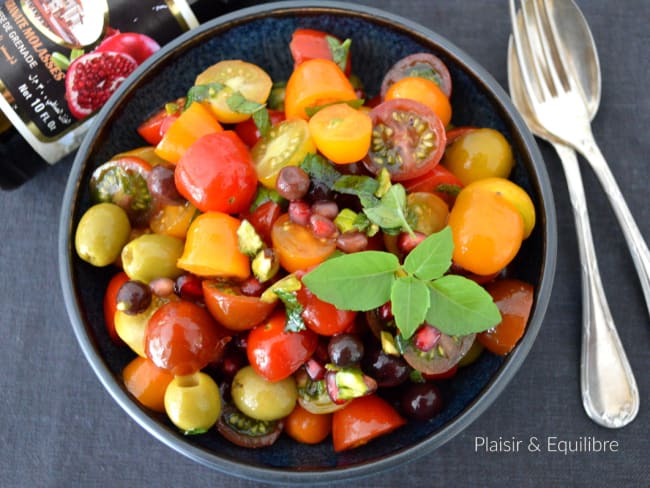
0 0 198 163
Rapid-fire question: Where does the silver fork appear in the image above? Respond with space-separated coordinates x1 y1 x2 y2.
509 0 650 321
509 0 639 428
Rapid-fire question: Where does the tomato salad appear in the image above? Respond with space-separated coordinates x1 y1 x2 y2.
74 28 536 452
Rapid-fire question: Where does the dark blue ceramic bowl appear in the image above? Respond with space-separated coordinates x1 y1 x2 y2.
59 1 556 484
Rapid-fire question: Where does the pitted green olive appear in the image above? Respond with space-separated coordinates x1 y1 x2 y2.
164 372 222 433
231 365 297 421
121 233 184 283
75 203 131 267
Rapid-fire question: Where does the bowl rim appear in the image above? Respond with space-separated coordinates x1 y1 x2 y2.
58 1 557 484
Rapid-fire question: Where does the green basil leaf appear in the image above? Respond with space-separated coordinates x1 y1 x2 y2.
300 153 342 189
185 82 225 108
403 226 453 281
390 276 430 340
333 175 379 199
274 289 306 332
426 275 501 336
248 186 286 213
302 251 399 311
304 98 364 117
326 36 352 72
363 184 414 235
227 91 265 114
252 108 271 137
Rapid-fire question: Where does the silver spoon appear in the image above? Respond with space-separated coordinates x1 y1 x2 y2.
508 0 639 428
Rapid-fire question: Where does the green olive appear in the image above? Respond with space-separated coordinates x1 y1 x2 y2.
164 372 222 433
75 203 131 267
231 365 297 421
442 128 514 185
121 233 184 284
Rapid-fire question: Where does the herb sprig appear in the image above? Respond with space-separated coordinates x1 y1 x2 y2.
302 227 501 340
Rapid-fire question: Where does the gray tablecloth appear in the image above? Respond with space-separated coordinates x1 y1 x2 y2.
1 1 648 486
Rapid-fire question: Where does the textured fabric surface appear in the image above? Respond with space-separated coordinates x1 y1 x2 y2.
1 1 649 486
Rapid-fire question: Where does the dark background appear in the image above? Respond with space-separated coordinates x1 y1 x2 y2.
1 1 648 486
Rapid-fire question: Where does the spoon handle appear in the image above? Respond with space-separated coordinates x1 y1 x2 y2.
574 132 650 320
553 141 639 428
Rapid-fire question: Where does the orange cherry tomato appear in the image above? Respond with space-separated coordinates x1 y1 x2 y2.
202 280 276 331
149 201 197 240
285 403 332 444
177 212 251 280
154 102 223 164
384 76 452 127
103 271 129 345
284 58 358 120
478 279 534 355
448 184 524 276
271 214 336 273
122 356 174 413
406 191 449 235
331 394 406 452
308 103 372 164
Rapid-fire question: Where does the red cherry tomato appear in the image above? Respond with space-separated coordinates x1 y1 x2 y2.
403 165 464 207
202 280 276 332
296 273 357 336
103 271 129 345
363 98 446 181
289 28 352 76
145 300 231 376
380 52 452 99
234 109 285 147
331 394 406 452
246 200 282 246
175 131 258 214
136 99 183 146
247 310 318 382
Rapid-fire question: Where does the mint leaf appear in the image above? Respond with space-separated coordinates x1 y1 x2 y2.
363 184 415 235
185 82 225 108
249 186 286 213
326 36 352 72
300 153 342 188
403 226 453 281
304 99 364 117
333 175 379 201
302 251 399 311
390 276 430 340
426 275 501 336
227 91 265 114
274 289 306 332
252 108 271 137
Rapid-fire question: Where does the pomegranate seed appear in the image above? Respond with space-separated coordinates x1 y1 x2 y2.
398 231 427 253
240 277 265 297
288 200 311 226
379 302 394 321
304 358 326 381
174 274 203 301
414 324 442 352
309 214 338 238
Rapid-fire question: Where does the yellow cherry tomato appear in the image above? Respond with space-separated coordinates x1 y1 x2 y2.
384 76 452 127
164 372 222 433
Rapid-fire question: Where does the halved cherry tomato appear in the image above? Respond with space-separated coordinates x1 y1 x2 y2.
235 109 285 147
402 332 476 375
478 279 534 355
148 201 197 240
331 394 405 452
290 28 352 76
122 356 174 413
137 98 184 145
154 102 223 164
385 76 452 127
422 365 458 381
246 200 282 246
403 164 464 207
380 52 452 99
145 300 231 376
284 58 358 120
308 103 372 164
363 98 446 181
247 310 318 382
103 271 129 345
271 214 337 273
448 184 524 276
202 280 276 331
194 60 273 124
217 402 284 448
285 403 332 444
406 191 449 235
252 118 316 189
113 146 170 167
175 131 257 214
296 273 357 336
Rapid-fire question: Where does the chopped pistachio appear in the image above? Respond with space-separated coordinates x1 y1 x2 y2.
236 219 264 257
380 330 400 356
260 273 302 303
251 248 280 283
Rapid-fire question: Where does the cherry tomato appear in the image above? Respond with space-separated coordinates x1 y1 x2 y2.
448 184 524 276
403 164 464 207
380 52 452 99
271 214 336 273
202 280 276 331
175 131 257 214
478 279 534 355
442 128 514 185
406 191 449 235
402 332 476 375
194 60 273 124
331 394 405 452
145 300 231 376
285 403 332 445
363 98 446 181
308 103 372 164
103 271 129 345
246 200 282 246
234 109 285 147
122 356 174 413
247 310 318 382
136 98 183 145
384 76 452 127
445 126 477 146
284 58 358 120
296 275 357 336
289 28 352 75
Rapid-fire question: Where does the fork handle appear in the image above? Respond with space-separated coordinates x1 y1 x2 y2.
573 133 650 320
553 142 639 428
